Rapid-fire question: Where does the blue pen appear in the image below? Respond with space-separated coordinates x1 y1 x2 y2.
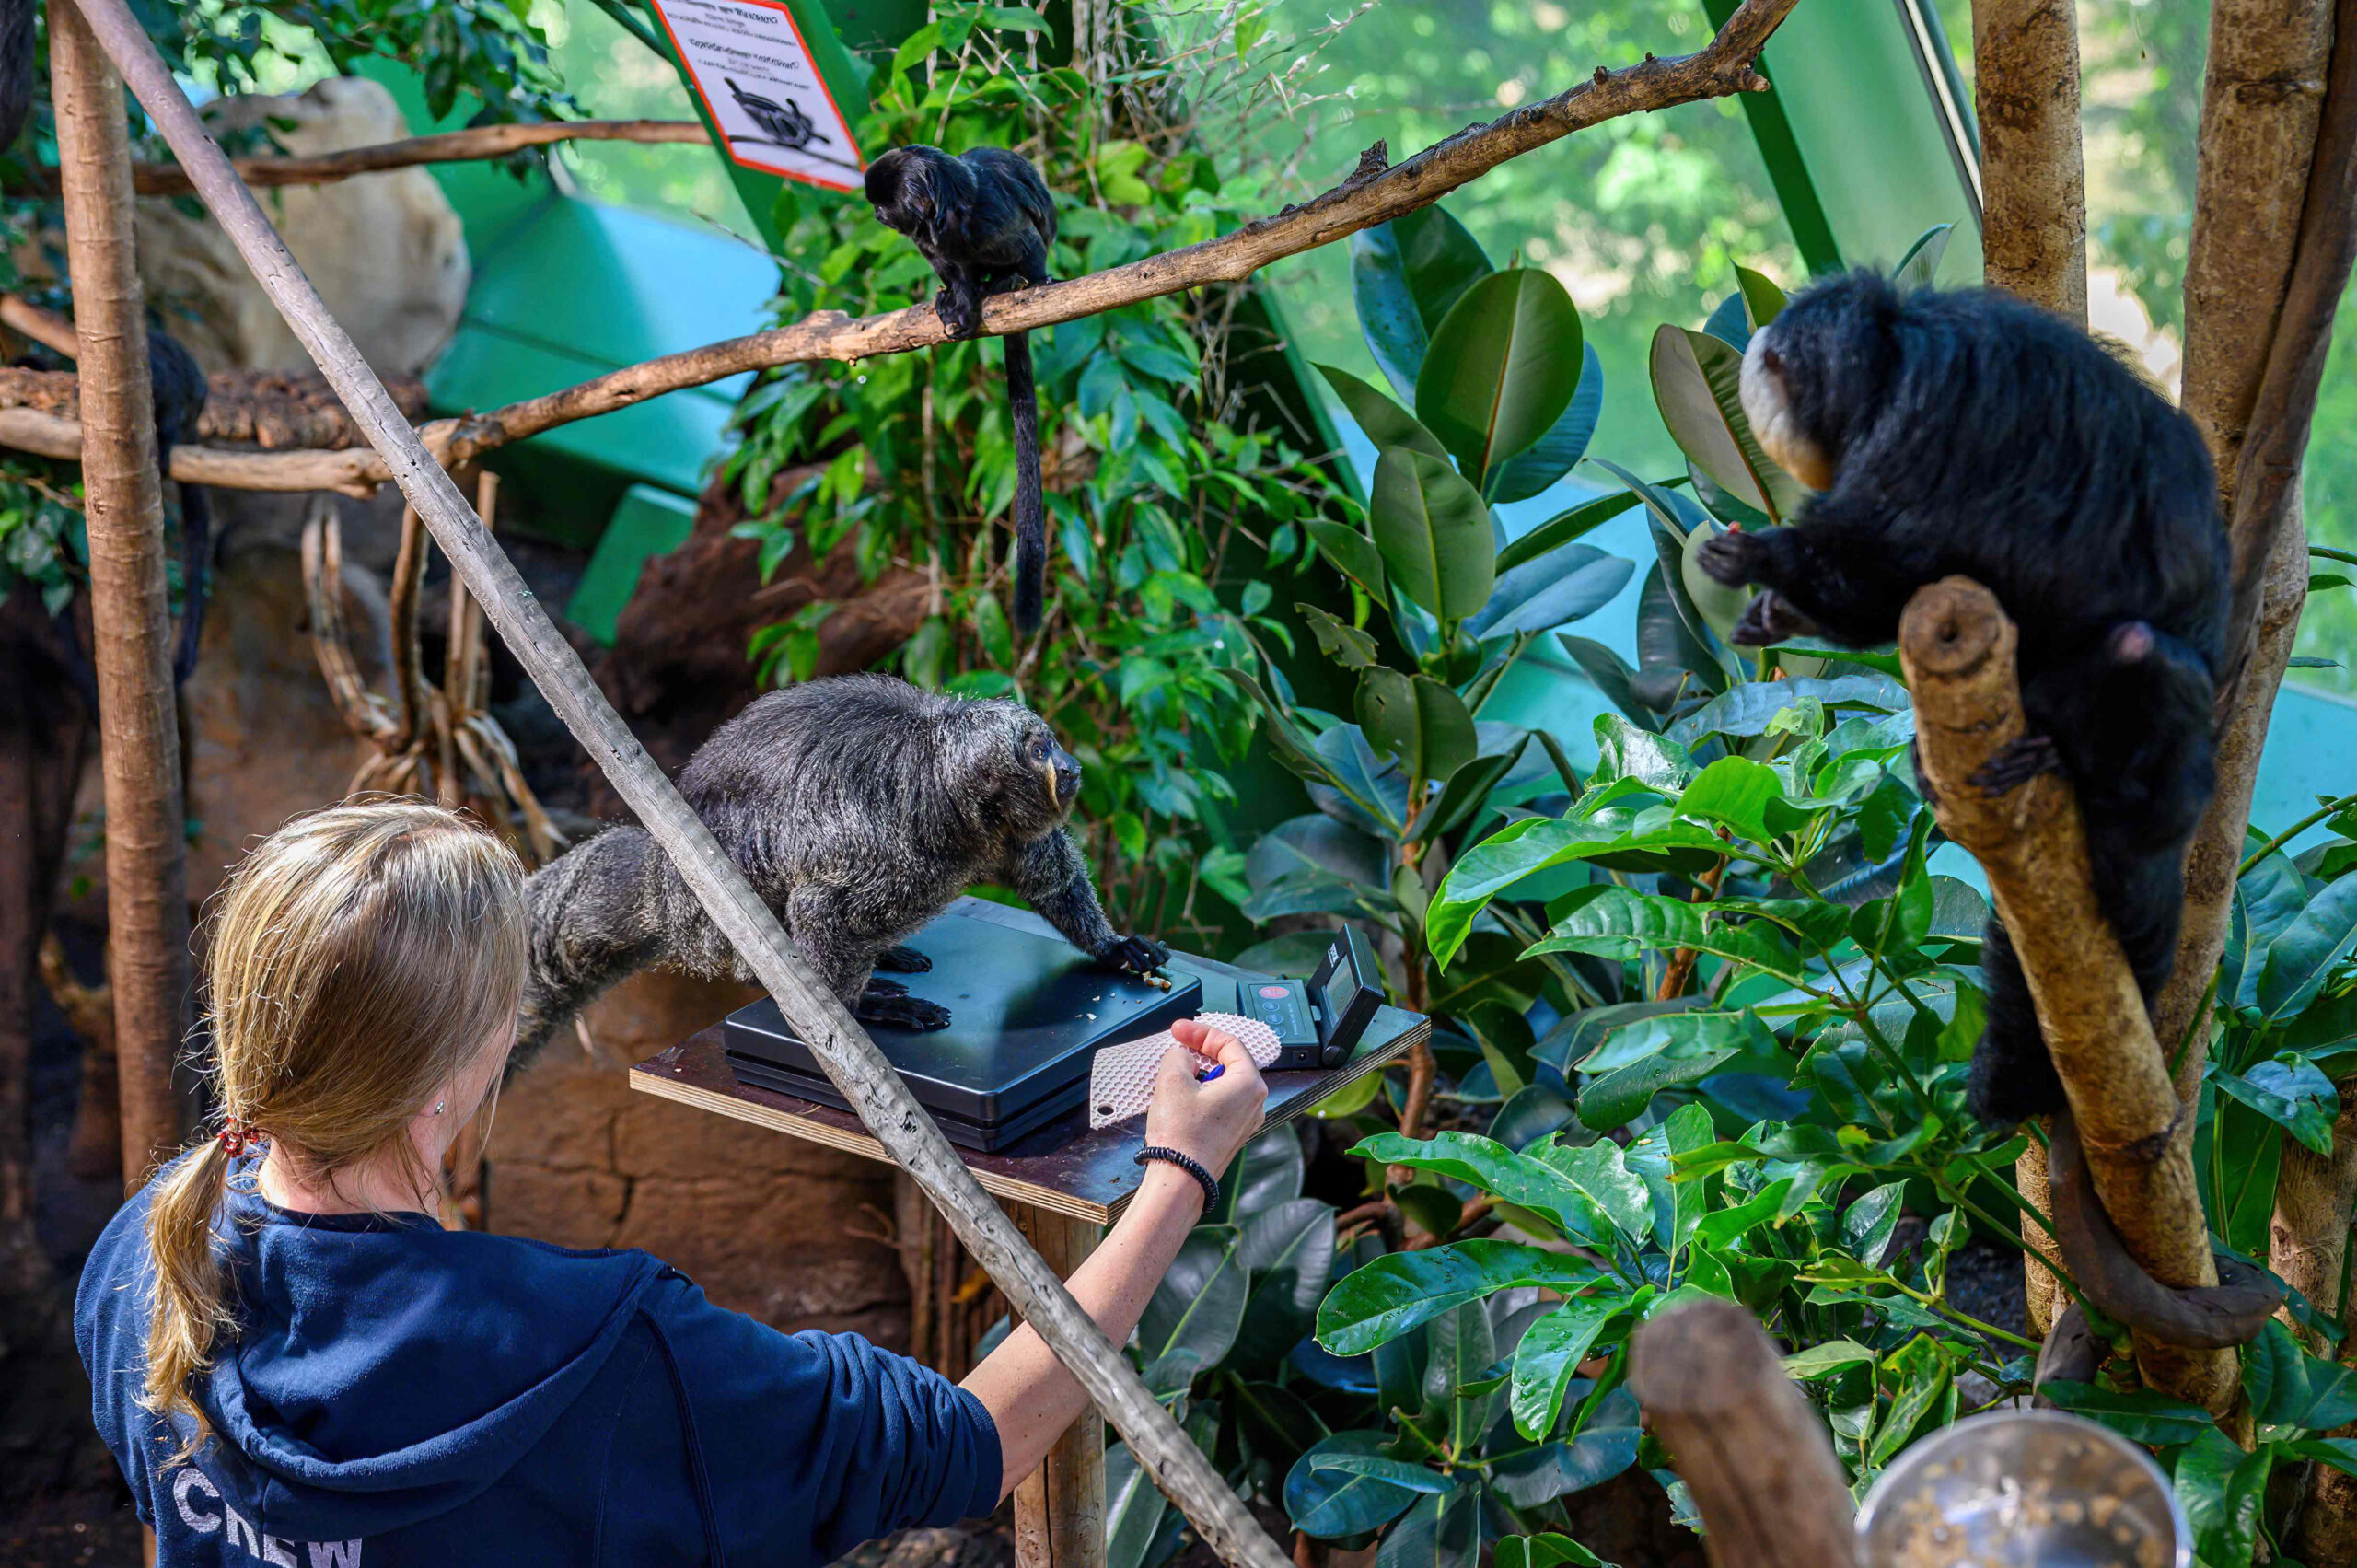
1198 1063 1224 1083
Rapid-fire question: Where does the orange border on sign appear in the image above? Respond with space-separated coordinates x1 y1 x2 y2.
647 0 866 192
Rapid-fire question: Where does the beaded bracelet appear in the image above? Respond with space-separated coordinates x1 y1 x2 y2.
1135 1145 1220 1211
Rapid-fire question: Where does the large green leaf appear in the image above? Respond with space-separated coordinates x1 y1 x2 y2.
1284 1432 1424 1539
1528 887 1811 985
1392 203 1494 331
1487 342 1605 503
1306 517 1390 598
1233 1198 1339 1367
1105 1441 1170 1568
1318 362 1448 463
1369 449 1496 621
2258 874 2357 1021
1315 1239 1602 1354
1647 325 1808 523
1527 1137 1655 1241
1358 669 1479 786
1423 1302 1499 1452
1350 223 1431 402
2176 1425 2270 1568
1306 1453 1451 1493
1492 1535 1608 1568
1497 490 1643 574
1578 1050 1741 1132
1426 815 1730 966
1509 1292 1643 1438
2215 1054 2340 1156
1417 270 1585 486
1464 544 1634 642
1352 1132 1608 1243
2037 1380 2218 1446
1373 1484 1481 1568
1138 1225 1247 1394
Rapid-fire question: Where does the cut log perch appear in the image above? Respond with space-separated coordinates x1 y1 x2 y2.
0 0 1796 495
6 118 712 199
56 2 1306 1564
1898 577 2237 1415
1630 1298 1855 1568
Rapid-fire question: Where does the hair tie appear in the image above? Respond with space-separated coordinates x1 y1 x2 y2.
217 1119 263 1159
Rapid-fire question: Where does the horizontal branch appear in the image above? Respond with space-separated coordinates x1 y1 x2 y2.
5 0 1791 493
9 118 711 199
0 363 428 445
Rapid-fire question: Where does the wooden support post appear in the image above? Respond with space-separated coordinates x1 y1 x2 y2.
51 0 192 1188
1014 1206 1109 1568
64 4 1290 1561
1630 1298 1854 1568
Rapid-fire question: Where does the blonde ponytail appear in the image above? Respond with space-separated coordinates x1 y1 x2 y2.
141 798 527 1461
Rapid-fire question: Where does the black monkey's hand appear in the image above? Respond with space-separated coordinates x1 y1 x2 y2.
934 286 981 339
862 975 909 999
1694 528 1762 587
1094 935 1171 975
1731 589 1819 646
857 991 954 1031
876 943 933 974
1970 735 2063 797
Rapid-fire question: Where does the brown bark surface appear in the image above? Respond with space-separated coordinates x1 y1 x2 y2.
1900 578 2236 1413
0 363 428 447
1971 0 2087 320
1630 1298 1854 1567
52 0 194 1186
1013 1209 1109 1568
9 117 707 198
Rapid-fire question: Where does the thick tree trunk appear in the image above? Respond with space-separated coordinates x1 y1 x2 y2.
1970 0 2087 1339
1970 0 2087 321
53 1 196 1187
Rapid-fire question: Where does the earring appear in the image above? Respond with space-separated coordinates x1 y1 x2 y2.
433 1099 447 1115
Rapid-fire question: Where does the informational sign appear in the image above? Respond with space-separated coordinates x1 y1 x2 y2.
646 0 866 192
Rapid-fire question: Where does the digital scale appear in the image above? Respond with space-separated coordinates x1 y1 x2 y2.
723 912 1387 1150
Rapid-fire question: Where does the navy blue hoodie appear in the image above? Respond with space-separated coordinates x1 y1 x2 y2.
77 1155 1003 1566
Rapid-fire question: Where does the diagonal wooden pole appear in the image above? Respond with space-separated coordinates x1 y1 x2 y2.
50 0 194 1188
61 2 1286 1562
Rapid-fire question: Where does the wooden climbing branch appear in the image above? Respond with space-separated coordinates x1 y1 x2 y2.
0 0 1795 496
1898 577 2237 1415
52 0 194 1189
0 361 430 447
7 117 710 199
1630 1298 1854 1568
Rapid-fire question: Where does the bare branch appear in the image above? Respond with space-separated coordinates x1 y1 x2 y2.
8 118 711 199
1971 0 2087 319
1 0 1792 494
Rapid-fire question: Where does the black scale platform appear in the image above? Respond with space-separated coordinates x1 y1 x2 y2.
724 910 1205 1150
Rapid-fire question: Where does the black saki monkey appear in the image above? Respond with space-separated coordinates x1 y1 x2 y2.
865 144 1057 633
1695 273 2229 1126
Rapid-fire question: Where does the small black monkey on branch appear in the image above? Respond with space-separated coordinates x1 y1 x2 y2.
1698 273 2229 1126
865 144 1058 633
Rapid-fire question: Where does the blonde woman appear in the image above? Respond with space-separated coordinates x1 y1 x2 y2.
77 800 1266 1566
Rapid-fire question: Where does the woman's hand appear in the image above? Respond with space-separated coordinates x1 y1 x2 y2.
1144 1019 1267 1179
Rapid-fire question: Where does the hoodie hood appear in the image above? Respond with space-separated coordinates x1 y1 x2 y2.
180 1178 668 1541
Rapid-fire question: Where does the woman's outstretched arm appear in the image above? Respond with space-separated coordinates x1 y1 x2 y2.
960 1020 1267 1499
